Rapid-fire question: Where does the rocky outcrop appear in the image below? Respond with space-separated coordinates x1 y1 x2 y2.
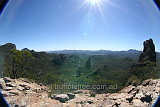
0 77 159 107
0 78 6 89
61 79 159 107
55 94 69 103
0 43 16 52
130 39 157 80
138 38 156 63
0 77 61 107
21 48 30 51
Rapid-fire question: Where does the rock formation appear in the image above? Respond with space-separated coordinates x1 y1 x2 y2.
21 48 30 51
60 79 159 107
0 43 16 52
138 38 156 63
131 38 157 78
0 77 159 107
0 77 61 107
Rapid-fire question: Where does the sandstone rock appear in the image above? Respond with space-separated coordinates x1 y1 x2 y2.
55 94 69 103
131 39 156 79
119 102 133 107
1 77 159 107
108 93 133 101
19 84 30 90
18 78 32 84
132 99 148 107
3 77 12 83
17 86 25 91
28 100 62 107
135 92 145 99
142 79 152 86
130 88 139 95
120 85 135 93
87 99 94 104
50 93 57 99
8 90 20 96
32 87 45 93
6 82 17 87
67 94 91 104
132 99 143 106
67 93 75 99
0 78 6 89
138 38 156 63
155 86 160 93
83 103 97 107
5 87 14 91
149 79 158 85
98 100 114 107
62 102 77 107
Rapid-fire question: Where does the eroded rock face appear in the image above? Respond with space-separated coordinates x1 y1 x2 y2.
138 38 156 63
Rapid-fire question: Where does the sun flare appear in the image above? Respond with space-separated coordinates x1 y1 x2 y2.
87 0 102 6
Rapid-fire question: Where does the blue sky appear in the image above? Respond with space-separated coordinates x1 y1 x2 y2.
0 0 160 51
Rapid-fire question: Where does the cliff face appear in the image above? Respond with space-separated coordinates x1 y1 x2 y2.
138 39 156 63
0 77 159 107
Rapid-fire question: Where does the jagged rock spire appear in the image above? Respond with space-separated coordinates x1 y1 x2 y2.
138 38 156 63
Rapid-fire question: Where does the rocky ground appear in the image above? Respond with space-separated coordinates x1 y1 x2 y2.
0 77 159 107
0 77 61 107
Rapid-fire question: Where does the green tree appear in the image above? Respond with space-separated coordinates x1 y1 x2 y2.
10 49 33 78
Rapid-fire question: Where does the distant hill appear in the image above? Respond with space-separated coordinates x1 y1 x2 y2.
48 49 141 60
49 49 160 61
48 49 141 54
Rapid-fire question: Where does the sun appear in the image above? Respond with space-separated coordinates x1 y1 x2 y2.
87 0 102 6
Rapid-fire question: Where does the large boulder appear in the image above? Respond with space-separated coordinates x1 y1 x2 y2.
108 93 134 101
132 99 148 107
0 78 6 89
3 77 13 83
120 85 135 93
67 93 75 99
138 38 156 63
55 94 69 103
